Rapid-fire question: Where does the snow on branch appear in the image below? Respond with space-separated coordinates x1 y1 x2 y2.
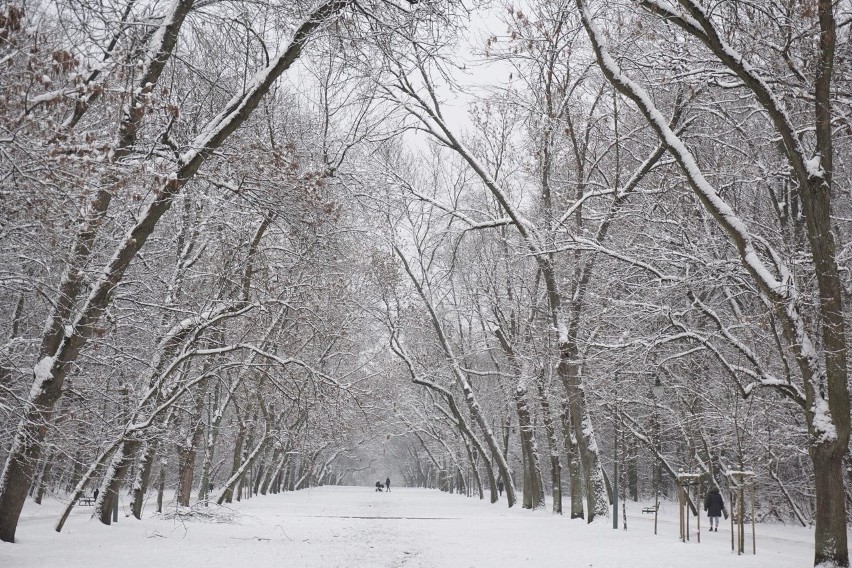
550 235 676 282
179 0 350 170
686 290 806 406
638 0 815 187
406 187 513 231
577 0 833 440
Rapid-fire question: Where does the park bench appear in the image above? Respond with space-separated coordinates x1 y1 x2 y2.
641 505 658 514
79 497 95 506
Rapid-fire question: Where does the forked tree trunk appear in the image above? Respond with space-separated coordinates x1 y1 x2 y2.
214 431 267 506
495 328 545 510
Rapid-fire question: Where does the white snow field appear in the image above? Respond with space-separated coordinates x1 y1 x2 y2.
0 486 826 568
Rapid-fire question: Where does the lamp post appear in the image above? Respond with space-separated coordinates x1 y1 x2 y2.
651 377 664 535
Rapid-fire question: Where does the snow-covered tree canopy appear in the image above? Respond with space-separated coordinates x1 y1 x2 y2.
1 0 850 565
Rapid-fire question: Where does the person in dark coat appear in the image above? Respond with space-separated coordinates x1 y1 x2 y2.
385 477 391 492
704 487 725 531
497 479 504 497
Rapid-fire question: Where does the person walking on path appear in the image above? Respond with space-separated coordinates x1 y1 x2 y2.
497 479 504 497
385 477 391 492
704 487 725 531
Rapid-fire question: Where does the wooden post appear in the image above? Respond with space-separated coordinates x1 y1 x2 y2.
676 472 700 543
696 479 701 544
729 482 735 552
750 477 756 555
679 482 685 542
739 480 745 554
725 471 756 556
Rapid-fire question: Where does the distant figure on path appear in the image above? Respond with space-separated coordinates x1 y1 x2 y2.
497 479 504 497
93 487 99 501
704 487 725 531
385 477 391 492
375 481 384 492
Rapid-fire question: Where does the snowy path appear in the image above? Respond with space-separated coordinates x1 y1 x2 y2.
0 486 825 568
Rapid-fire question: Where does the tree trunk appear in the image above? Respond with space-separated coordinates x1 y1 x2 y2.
558 343 608 521
627 435 638 502
131 406 176 519
561 401 585 519
812 443 849 566
214 431 267 505
260 445 283 495
220 423 245 503
97 439 142 525
67 452 83 494
156 463 166 514
253 460 266 496
176 415 205 507
461 440 484 500
515 385 545 510
197 384 223 502
33 447 55 505
537 379 563 514
129 440 161 520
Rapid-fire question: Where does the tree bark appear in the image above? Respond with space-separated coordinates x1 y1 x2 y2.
561 400 585 519
537 379 563 514
130 440 158 519
176 386 207 507
515 384 545 510
97 439 142 525
220 422 245 504
558 341 608 521
156 463 166 514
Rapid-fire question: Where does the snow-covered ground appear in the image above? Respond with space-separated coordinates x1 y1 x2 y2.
1 486 827 568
